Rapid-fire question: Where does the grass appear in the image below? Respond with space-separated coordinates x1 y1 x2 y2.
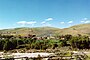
86 54 90 60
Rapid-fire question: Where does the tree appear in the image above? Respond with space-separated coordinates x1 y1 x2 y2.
0 40 5 50
3 40 11 51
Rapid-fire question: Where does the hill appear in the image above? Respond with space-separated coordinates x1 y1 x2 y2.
0 23 90 36
55 23 90 36
0 27 60 37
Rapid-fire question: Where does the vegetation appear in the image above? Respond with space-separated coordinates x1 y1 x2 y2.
0 34 90 51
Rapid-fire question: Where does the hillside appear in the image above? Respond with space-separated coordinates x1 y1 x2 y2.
55 23 90 36
0 27 60 37
0 23 90 36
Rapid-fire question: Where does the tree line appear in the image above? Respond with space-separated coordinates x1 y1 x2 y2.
0 34 90 51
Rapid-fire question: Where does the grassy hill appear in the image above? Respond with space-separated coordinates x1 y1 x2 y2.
0 23 90 36
0 27 60 37
55 23 90 36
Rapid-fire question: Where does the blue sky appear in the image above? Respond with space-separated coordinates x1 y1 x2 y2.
0 0 90 29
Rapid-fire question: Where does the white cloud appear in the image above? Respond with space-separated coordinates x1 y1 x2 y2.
81 20 90 23
84 20 90 23
81 18 90 23
26 21 36 24
46 18 53 21
17 21 26 25
41 21 46 24
17 21 36 26
81 21 85 23
68 21 73 24
83 18 88 20
60 22 65 24
41 18 53 24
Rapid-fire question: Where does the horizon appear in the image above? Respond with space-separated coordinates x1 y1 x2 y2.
0 23 89 30
0 0 90 29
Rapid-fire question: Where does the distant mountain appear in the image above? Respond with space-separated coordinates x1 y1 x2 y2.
0 23 90 36
0 27 60 37
55 23 90 36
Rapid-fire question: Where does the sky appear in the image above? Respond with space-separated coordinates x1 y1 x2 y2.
0 0 90 29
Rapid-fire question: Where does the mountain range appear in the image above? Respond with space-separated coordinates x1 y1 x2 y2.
0 23 90 36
